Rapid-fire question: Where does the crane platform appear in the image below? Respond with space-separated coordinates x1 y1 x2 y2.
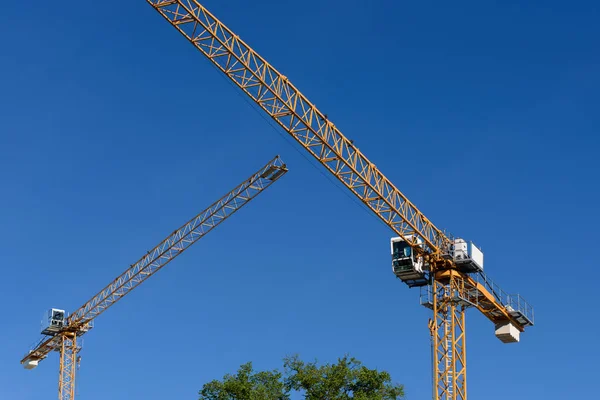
420 271 534 328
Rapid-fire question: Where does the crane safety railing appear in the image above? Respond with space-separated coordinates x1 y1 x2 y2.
419 272 534 327
475 271 534 326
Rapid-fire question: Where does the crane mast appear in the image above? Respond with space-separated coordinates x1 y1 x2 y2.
21 156 288 400
145 2 534 399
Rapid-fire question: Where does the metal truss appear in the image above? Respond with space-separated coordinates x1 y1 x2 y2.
58 333 78 400
146 0 450 256
21 156 288 400
143 3 535 400
68 155 287 327
430 279 467 400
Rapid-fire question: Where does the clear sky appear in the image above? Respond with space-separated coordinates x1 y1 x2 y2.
1 0 598 399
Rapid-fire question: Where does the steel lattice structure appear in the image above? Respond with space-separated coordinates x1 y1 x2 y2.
144 2 534 399
146 0 448 256
58 334 77 400
21 156 288 400
430 278 468 400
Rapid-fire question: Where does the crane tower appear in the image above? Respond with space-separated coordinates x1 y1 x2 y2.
144 2 534 399
21 156 288 400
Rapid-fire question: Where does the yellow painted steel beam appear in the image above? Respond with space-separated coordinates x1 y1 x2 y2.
21 156 288 368
431 279 467 400
58 333 78 400
146 0 450 257
435 270 525 332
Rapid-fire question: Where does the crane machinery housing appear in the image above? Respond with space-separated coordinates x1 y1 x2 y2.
21 156 288 400
144 1 534 399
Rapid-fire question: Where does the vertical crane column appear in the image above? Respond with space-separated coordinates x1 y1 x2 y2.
58 333 78 400
431 276 467 400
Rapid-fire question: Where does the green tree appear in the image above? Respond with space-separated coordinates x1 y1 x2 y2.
198 356 404 400
199 362 288 400
283 355 404 400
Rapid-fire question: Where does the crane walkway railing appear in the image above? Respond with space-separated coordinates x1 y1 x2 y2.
420 272 534 327
475 271 534 326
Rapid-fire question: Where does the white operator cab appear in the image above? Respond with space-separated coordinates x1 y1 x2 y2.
41 308 66 336
390 235 428 287
451 239 484 273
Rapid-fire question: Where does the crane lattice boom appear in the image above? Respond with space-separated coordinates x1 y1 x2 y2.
21 156 287 370
147 0 449 256
145 0 530 328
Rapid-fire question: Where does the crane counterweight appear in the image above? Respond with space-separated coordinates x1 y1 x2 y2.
23 358 39 370
495 322 521 343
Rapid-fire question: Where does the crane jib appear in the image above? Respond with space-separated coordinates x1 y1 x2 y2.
146 0 450 256
20 156 288 368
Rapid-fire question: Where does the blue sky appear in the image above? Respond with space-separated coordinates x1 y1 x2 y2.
1 0 598 399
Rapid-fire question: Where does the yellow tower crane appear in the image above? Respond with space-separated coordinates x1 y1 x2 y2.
20 156 288 400
144 2 534 399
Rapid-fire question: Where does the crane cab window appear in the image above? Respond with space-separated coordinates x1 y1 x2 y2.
393 241 412 259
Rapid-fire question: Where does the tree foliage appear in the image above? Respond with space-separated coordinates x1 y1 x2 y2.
199 355 404 400
283 355 404 400
199 362 287 400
